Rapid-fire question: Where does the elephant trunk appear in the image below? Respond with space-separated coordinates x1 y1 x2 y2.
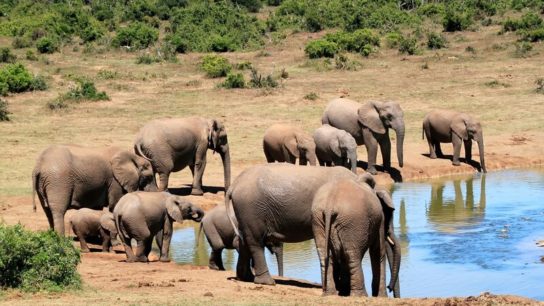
308 152 317 166
191 207 205 223
220 144 231 192
349 150 357 174
387 229 401 298
394 125 405 168
477 133 486 173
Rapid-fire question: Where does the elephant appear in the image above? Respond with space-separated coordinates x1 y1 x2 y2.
322 98 405 175
100 210 118 248
262 124 317 166
69 208 114 252
422 110 487 173
134 117 231 195
199 204 284 275
32 145 157 235
312 179 400 297
313 124 358 173
225 163 391 285
114 191 204 263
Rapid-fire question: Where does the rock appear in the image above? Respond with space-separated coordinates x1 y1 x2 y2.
204 292 213 297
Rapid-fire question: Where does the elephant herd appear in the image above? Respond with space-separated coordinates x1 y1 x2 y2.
31 97 486 298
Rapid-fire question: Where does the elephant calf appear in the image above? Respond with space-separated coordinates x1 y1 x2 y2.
263 124 317 166
313 124 358 173
200 204 284 275
312 179 400 297
69 208 116 253
114 191 204 263
422 110 486 172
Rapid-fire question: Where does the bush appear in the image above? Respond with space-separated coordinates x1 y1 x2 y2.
136 53 159 64
0 224 81 291
520 27 544 42
112 22 158 49
399 36 419 55
0 98 10 121
249 68 278 88
30 75 48 91
443 5 473 32
334 53 361 71
0 63 33 94
427 32 447 49
36 37 59 54
324 29 380 56
12 37 32 49
0 47 17 63
304 39 338 59
385 32 403 48
304 92 318 100
235 61 253 70
26 50 38 61
221 73 246 88
164 34 188 53
201 55 232 78
503 12 543 32
59 79 109 102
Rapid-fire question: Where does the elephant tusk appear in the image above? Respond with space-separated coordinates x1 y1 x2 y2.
387 235 395 246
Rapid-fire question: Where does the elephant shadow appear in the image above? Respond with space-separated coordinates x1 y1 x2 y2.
356 161 403 183
421 153 483 172
168 184 226 196
227 276 321 289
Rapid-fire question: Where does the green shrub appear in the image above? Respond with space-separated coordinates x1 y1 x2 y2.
12 37 32 49
0 98 10 121
30 75 48 91
112 22 158 49
0 224 81 291
427 32 447 49
164 34 188 53
235 61 253 70
385 32 403 48
96 69 119 80
399 36 419 55
324 29 380 56
334 53 361 71
503 12 543 32
304 39 338 59
221 73 246 88
443 4 473 32
249 68 279 88
201 55 232 78
136 53 159 64
520 27 544 42
0 48 17 63
514 41 533 57
25 50 38 61
0 63 33 94
59 79 109 102
36 37 59 54
209 35 236 52
304 92 318 100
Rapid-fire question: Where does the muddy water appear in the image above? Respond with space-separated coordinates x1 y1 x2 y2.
171 169 544 300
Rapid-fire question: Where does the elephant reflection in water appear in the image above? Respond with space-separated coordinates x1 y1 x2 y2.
427 175 486 232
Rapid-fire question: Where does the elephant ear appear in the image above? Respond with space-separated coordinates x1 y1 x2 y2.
451 115 469 141
283 137 300 158
358 102 386 134
100 213 117 234
329 136 342 157
357 172 376 188
111 151 139 192
376 189 395 211
166 197 184 223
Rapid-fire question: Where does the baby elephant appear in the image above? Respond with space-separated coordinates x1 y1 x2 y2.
423 110 486 172
314 124 358 173
312 179 400 297
114 191 204 263
69 208 116 252
200 205 284 275
263 124 317 165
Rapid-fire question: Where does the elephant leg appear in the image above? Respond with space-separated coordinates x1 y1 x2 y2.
264 149 274 163
314 231 336 296
318 158 325 167
191 148 208 195
249 242 274 285
426 136 436 159
236 239 254 282
378 135 392 170
345 249 366 297
122 237 137 262
464 139 472 163
363 129 379 175
73 227 90 253
100 228 111 252
134 239 149 262
158 172 171 192
370 227 387 297
434 142 444 158
452 136 463 166
209 248 224 270
325 161 332 167
159 221 173 262
274 244 283 277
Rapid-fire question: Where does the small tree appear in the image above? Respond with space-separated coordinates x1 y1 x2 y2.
0 98 10 121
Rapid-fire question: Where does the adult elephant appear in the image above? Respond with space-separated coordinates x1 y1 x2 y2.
225 164 399 287
262 124 317 166
32 145 157 235
134 117 231 195
313 124 358 173
322 98 405 175
422 110 486 173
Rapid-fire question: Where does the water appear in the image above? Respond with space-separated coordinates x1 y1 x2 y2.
170 169 544 300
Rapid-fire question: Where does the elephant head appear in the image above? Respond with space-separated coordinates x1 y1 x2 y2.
166 196 205 223
208 119 231 191
286 133 317 166
331 131 358 173
451 114 486 173
111 150 157 193
358 101 405 168
375 189 400 297
100 212 117 237
357 172 376 188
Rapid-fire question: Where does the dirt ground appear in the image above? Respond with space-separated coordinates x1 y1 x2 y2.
1 23 544 304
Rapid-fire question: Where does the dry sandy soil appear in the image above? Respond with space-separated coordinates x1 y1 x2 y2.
1 23 544 304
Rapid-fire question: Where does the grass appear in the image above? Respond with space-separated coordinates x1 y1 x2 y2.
0 24 543 196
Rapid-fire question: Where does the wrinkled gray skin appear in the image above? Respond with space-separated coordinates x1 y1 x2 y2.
226 164 375 285
423 110 486 173
69 208 114 253
114 192 204 263
32 145 157 235
200 205 284 275
312 179 400 298
263 124 317 166
100 211 118 249
134 117 231 195
322 98 405 175
313 124 358 173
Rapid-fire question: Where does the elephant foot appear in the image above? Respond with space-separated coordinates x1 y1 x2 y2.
367 167 378 175
254 273 275 286
159 256 171 263
191 188 204 196
208 263 221 270
80 248 90 253
350 289 367 297
452 161 461 166
126 257 137 263
322 290 338 297
429 154 437 159
136 256 149 263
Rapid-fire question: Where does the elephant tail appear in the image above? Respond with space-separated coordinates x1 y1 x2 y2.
134 142 152 162
224 188 240 240
323 210 335 292
422 123 425 140
196 222 203 248
32 169 38 212
115 213 130 240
